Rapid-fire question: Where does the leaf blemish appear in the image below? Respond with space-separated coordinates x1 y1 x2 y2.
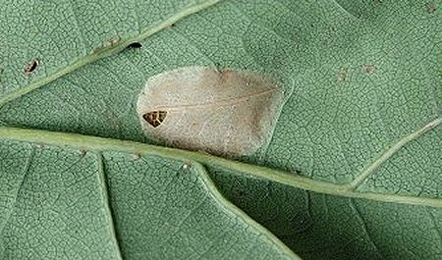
132 153 142 160
127 42 142 49
182 162 192 169
24 59 39 74
136 66 284 157
143 111 167 128
93 36 122 54
364 65 376 74
428 2 436 13
337 67 348 82
35 143 44 149
105 36 121 47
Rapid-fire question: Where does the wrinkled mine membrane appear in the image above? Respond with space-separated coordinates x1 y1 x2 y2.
137 66 284 157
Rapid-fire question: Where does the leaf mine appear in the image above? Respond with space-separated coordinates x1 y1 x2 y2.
136 66 284 157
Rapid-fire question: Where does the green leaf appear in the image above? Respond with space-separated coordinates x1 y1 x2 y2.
0 0 441 260
0 138 298 259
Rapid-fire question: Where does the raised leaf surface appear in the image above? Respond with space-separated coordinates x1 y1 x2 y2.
137 66 283 156
0 0 441 260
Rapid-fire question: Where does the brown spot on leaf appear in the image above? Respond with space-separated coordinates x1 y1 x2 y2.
106 35 121 47
132 153 142 160
78 150 87 157
93 35 122 54
428 2 436 13
24 59 39 74
364 65 376 74
143 111 167 128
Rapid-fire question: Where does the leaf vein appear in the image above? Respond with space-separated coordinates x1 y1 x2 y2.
346 117 441 190
0 0 223 108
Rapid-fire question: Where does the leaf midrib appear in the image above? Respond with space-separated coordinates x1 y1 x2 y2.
0 121 440 208
0 0 440 209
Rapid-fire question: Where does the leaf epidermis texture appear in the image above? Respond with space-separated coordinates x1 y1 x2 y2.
0 0 441 260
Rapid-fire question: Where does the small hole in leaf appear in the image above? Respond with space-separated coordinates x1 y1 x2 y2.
127 42 142 49
143 111 167 128
24 59 39 74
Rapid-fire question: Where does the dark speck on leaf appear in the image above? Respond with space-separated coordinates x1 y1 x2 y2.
127 42 142 49
132 153 142 160
235 190 247 199
364 65 376 74
24 59 39 74
428 2 436 13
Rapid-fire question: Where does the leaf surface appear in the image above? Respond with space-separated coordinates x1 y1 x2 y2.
0 0 441 259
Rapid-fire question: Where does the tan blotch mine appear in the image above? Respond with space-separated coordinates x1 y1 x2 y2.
137 66 284 157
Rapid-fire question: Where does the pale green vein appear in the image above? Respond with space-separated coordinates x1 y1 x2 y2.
95 152 123 260
192 162 301 260
0 0 222 108
0 125 440 208
0 145 35 236
345 117 442 190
